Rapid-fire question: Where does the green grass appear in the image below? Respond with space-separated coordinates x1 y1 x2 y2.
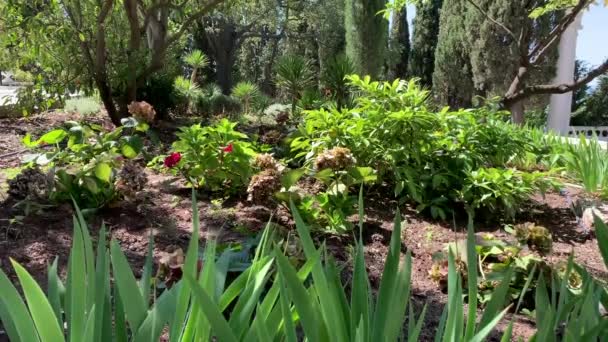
64 97 101 116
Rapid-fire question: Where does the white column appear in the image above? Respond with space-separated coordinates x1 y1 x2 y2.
547 11 584 134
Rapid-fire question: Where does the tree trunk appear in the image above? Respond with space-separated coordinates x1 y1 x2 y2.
507 100 525 125
261 38 281 95
216 56 234 94
95 76 124 126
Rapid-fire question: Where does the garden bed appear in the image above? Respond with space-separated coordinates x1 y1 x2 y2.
1 112 606 341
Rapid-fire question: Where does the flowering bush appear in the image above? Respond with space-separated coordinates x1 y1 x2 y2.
167 119 257 192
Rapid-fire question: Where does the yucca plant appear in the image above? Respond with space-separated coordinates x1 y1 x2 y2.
174 76 202 114
275 54 315 117
183 50 209 85
231 81 260 116
322 54 355 109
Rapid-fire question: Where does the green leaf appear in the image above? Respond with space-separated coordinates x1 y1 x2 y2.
275 249 320 341
111 240 148 331
281 168 306 189
347 166 377 183
12 260 65 342
183 275 239 342
83 177 100 194
39 129 67 144
94 163 112 183
47 258 64 329
0 269 40 342
121 136 143 159
23 134 38 148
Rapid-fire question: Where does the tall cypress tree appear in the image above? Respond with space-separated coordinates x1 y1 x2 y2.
465 0 558 112
432 0 474 108
345 0 388 78
409 0 443 87
388 7 409 79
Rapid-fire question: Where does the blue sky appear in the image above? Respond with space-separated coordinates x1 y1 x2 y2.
406 3 607 68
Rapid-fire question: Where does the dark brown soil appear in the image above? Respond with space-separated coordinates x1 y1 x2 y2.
1 112 606 341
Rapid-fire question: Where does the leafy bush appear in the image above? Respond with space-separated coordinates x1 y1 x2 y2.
274 149 377 233
292 75 558 219
194 83 240 116
166 119 257 192
21 118 149 208
63 97 101 116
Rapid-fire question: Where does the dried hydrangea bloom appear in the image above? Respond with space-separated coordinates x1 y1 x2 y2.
115 161 148 199
314 146 355 171
127 101 156 123
275 111 289 125
247 169 282 205
261 129 283 145
253 153 283 172
8 167 50 200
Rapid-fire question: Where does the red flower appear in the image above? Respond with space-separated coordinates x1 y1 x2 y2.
164 152 181 168
222 143 234 153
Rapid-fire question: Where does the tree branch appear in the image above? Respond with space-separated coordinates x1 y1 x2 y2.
529 0 591 64
509 58 608 102
166 0 225 47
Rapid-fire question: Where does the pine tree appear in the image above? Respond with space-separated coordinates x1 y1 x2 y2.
388 7 409 79
344 0 389 78
409 0 443 87
432 0 474 108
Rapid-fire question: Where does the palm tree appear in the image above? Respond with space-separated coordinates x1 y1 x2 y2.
174 76 202 113
231 81 260 115
275 55 315 116
183 50 209 85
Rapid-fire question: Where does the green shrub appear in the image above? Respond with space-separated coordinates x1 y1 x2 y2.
292 75 558 219
21 118 149 208
166 119 257 192
63 97 101 116
194 84 240 116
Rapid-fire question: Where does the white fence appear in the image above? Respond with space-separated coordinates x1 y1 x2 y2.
567 126 608 141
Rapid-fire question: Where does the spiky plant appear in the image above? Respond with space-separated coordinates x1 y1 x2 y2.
174 76 201 113
231 81 260 115
322 54 355 109
183 49 209 85
275 55 315 116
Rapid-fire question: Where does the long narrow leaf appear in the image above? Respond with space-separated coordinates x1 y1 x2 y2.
12 260 65 342
0 269 40 342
